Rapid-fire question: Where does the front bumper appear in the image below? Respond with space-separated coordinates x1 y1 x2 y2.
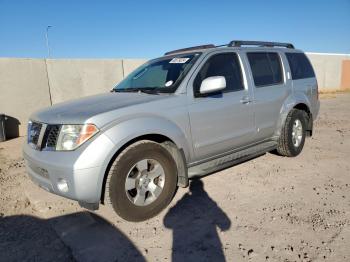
23 133 116 205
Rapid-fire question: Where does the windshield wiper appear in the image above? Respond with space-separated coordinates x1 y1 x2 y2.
112 87 160 94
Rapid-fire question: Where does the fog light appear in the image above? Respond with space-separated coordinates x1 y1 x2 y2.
57 179 69 193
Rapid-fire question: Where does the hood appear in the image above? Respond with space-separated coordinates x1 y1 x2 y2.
31 92 167 125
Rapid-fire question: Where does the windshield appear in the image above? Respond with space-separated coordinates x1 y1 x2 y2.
114 52 201 93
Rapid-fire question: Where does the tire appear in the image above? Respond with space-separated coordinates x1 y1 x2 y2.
106 140 178 222
276 109 307 157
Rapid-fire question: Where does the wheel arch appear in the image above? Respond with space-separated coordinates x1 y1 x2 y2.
275 95 314 138
293 103 313 136
100 132 189 204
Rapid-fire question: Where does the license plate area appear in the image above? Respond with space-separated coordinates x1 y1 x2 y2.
28 161 49 179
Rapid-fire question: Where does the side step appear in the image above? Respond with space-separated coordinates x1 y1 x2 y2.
188 141 277 178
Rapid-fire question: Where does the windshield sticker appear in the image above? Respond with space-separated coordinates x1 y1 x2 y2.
165 80 173 87
169 58 190 64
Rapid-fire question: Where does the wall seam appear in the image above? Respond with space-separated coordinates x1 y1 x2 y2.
44 59 53 106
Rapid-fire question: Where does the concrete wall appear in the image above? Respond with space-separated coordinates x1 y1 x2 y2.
0 58 52 136
47 59 124 104
0 53 349 137
306 53 350 91
0 58 146 136
340 60 350 89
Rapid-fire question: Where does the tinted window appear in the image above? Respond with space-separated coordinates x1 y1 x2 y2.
194 53 244 94
285 53 315 80
247 52 283 87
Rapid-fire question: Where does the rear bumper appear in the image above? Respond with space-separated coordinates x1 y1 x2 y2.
23 133 116 204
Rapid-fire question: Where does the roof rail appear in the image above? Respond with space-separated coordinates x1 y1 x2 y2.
164 44 215 56
164 41 294 56
228 40 294 49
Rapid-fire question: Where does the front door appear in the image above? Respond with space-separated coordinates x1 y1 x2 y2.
187 52 256 161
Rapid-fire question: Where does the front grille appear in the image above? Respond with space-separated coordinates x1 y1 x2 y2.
43 125 61 149
28 122 42 146
28 122 61 150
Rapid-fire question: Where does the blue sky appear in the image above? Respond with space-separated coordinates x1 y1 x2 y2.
0 0 349 58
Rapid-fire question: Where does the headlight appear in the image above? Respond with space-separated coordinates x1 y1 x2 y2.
56 124 99 151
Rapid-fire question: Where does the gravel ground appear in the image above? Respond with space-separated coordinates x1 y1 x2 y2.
0 93 349 262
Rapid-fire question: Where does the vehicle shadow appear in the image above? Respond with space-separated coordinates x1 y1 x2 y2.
0 211 145 262
164 179 231 262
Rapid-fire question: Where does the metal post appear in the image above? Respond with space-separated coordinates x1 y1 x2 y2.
45 25 53 105
45 25 52 58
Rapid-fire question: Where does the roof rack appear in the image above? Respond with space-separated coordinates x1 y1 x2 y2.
164 40 295 56
228 40 294 49
164 44 215 56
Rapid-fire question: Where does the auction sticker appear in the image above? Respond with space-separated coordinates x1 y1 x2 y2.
169 58 190 64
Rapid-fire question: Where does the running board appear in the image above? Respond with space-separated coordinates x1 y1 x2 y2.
188 141 277 178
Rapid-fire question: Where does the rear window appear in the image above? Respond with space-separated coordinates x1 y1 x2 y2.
247 52 283 87
285 53 315 80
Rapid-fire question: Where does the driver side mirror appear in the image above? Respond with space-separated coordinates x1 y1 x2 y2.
199 76 226 95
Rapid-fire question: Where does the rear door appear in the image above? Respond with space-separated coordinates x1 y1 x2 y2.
245 51 289 141
187 52 256 161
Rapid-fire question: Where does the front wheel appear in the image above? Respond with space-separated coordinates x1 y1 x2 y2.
276 109 307 157
106 140 178 222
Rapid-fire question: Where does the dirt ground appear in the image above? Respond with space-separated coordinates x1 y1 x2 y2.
1 93 349 262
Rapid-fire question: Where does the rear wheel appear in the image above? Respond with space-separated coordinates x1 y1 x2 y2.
106 140 178 222
276 109 307 157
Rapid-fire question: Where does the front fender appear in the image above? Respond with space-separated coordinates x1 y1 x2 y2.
274 93 312 138
103 116 191 162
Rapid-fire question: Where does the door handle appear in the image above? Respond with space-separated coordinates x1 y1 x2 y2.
240 96 252 104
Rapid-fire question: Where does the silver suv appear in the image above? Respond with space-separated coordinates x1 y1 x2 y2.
23 40 320 221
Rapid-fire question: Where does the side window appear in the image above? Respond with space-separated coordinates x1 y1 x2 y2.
193 53 244 94
285 53 315 80
268 53 283 84
247 52 283 87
